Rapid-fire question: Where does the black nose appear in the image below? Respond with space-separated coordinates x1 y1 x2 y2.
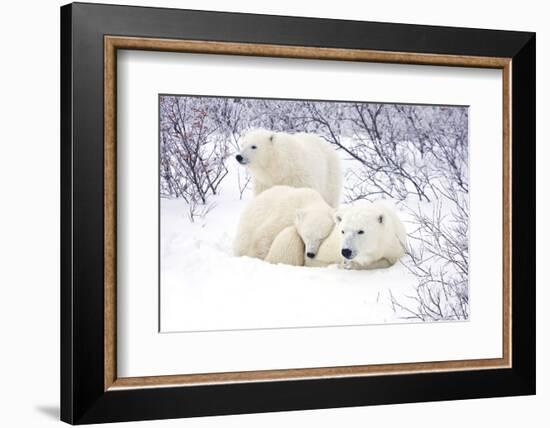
235 154 243 162
306 252 315 259
341 248 352 259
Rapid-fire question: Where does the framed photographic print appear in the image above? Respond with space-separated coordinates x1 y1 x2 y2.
60 2 536 424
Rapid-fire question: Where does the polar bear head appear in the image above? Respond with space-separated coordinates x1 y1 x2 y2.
235 129 276 171
334 204 390 264
295 206 335 260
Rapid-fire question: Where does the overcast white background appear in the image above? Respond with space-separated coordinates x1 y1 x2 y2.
0 0 545 427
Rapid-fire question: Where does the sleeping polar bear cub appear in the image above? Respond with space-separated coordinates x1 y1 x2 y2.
264 205 335 266
233 186 334 261
264 226 305 266
305 201 407 270
235 129 342 207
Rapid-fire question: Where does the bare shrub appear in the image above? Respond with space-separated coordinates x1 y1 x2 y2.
160 96 229 220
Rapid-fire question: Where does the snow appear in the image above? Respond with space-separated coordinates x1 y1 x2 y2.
160 155 420 333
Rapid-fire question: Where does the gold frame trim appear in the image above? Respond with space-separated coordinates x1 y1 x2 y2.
104 36 512 391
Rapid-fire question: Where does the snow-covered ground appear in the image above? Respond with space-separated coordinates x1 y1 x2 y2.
160 155 423 332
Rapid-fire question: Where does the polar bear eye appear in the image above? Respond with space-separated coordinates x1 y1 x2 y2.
341 230 344 234
358 230 365 235
251 145 257 149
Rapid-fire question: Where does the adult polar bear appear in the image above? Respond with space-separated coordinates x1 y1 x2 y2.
307 202 407 270
235 129 342 207
233 186 334 261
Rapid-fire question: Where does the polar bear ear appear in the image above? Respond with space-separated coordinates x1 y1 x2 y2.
269 133 275 143
334 210 343 224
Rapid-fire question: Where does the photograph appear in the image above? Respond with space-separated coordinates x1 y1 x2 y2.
54 1 535 424
159 94 470 332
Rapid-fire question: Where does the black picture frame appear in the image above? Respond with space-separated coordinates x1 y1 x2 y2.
61 2 535 424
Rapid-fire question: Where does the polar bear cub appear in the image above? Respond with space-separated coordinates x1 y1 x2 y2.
264 205 337 266
265 226 305 266
235 129 342 207
305 201 407 270
233 186 334 261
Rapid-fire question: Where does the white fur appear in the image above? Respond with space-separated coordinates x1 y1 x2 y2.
265 204 337 266
233 186 333 261
265 226 305 266
236 129 342 207
305 201 407 270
